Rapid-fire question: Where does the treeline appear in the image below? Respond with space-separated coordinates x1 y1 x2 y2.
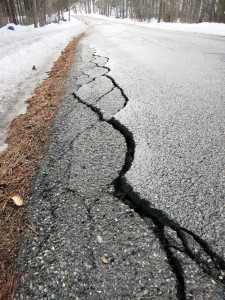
74 0 225 23
1 0 224 28
0 0 70 28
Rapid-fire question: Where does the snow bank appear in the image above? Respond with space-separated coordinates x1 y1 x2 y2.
0 15 86 152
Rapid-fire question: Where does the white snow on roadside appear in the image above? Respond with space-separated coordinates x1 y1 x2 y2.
0 15 86 152
76 12 225 36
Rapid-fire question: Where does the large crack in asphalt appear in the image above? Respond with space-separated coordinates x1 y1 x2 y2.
15 48 225 299
72 52 225 300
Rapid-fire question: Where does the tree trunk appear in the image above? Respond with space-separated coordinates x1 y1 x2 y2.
68 0 71 21
32 0 38 27
4 0 12 23
0 5 8 27
217 0 225 22
23 0 32 25
158 0 163 22
38 0 46 27
191 0 202 23
16 0 23 24
199 0 206 22
57 0 60 22
8 0 18 24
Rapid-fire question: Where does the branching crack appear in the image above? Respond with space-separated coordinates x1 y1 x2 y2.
105 74 129 106
70 52 225 300
93 53 110 64
96 86 115 102
72 92 104 121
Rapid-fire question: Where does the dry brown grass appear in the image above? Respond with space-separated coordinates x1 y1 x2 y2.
0 33 84 300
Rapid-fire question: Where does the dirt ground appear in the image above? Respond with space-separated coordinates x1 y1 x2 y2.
0 33 83 300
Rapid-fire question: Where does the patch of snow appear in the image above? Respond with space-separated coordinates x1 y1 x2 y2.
0 13 86 152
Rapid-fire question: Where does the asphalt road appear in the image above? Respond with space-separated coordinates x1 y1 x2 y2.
16 18 225 299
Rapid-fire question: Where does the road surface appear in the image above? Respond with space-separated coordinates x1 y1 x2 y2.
16 17 225 299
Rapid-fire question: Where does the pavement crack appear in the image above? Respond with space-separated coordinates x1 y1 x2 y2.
108 117 135 182
72 92 103 121
108 119 186 299
71 60 185 299
71 53 225 299
89 53 128 106
75 76 96 92
154 222 186 299
93 53 109 63
105 74 129 106
120 182 225 297
96 86 115 102
178 227 225 278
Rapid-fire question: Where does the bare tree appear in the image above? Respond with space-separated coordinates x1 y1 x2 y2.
158 0 163 22
217 0 225 22
32 0 38 27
